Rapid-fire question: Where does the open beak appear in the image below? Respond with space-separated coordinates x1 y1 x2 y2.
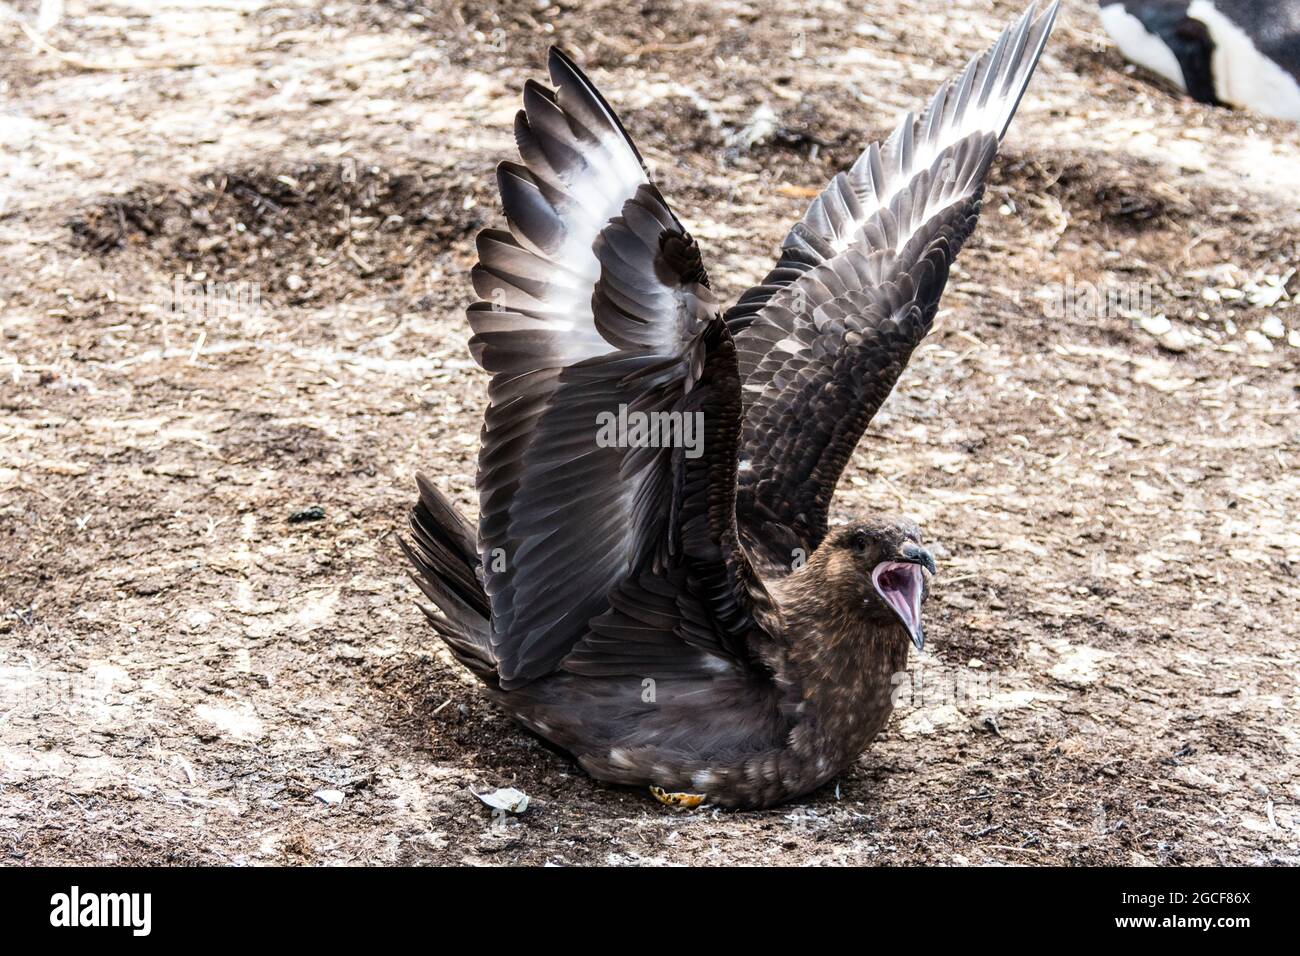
871 544 935 650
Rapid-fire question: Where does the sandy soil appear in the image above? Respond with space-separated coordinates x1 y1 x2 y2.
1 0 1298 866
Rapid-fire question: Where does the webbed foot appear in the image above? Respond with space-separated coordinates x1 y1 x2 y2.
650 786 706 808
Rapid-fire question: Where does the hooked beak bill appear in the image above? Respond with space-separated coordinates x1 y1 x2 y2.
871 545 935 651
901 542 937 575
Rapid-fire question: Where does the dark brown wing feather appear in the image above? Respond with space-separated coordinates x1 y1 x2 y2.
466 48 766 689
727 2 1058 567
564 319 768 679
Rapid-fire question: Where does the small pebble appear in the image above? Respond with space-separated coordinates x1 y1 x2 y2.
1138 313 1172 337
1244 330 1273 352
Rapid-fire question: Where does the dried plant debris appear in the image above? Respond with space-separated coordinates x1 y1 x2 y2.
989 151 1195 230
67 162 490 288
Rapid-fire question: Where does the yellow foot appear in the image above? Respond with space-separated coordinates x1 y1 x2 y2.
650 786 706 808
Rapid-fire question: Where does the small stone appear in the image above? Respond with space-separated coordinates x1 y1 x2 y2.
1138 313 1172 336
1244 330 1274 352
1260 315 1285 339
1138 315 1187 352
1248 282 1287 309
313 789 345 806
1048 644 1112 688
1158 327 1188 352
286 274 305 291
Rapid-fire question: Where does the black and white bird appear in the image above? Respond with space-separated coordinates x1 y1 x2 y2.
402 3 1057 809
1098 0 1300 119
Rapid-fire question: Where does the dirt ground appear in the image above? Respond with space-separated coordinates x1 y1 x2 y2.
1 0 1298 866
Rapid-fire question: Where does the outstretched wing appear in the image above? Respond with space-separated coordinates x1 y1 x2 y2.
727 1 1058 568
469 49 763 689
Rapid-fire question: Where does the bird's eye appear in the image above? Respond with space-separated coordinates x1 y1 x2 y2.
852 531 869 554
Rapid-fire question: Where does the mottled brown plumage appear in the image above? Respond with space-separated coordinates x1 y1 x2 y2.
401 4 1057 808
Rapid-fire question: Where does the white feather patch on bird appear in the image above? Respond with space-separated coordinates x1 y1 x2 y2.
1188 0 1300 120
1099 2 1188 91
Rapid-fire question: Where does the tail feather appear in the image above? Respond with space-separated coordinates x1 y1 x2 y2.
402 474 496 683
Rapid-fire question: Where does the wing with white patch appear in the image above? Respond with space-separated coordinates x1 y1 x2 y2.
727 1 1058 567
469 49 765 689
